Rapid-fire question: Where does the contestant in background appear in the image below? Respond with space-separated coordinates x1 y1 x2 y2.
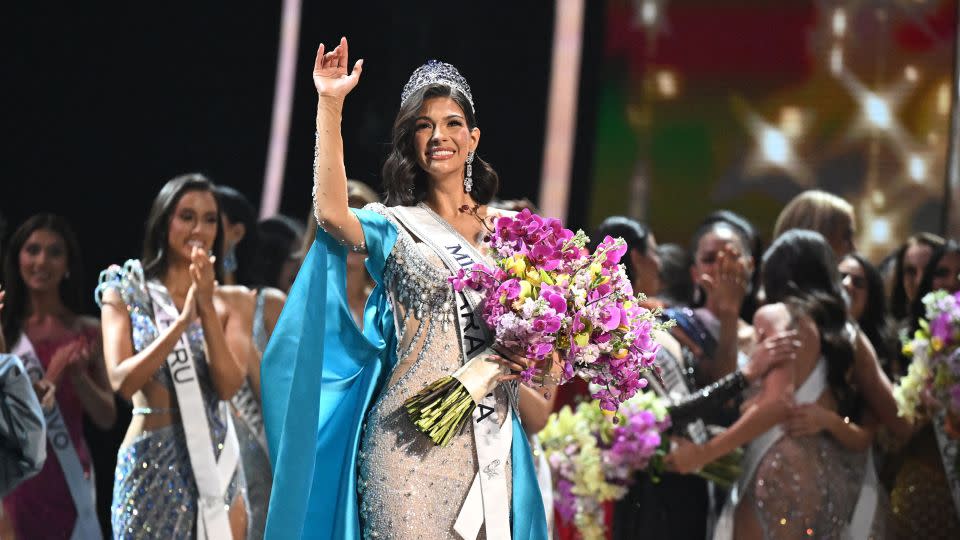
1 213 115 539
214 185 286 540
97 174 248 539
669 230 890 539
600 216 794 540
666 216 756 428
888 241 960 538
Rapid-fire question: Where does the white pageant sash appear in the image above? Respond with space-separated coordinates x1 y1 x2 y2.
932 410 960 518
147 283 240 540
12 335 102 540
391 205 514 540
714 359 828 540
842 449 879 540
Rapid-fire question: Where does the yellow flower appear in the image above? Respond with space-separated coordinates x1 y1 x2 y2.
525 268 542 286
612 348 629 359
518 280 533 299
932 337 944 353
902 342 913 356
504 255 526 277
574 332 591 347
589 262 602 278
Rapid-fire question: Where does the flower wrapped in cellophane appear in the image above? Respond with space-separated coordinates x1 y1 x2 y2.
404 208 668 446
538 391 670 540
895 290 960 434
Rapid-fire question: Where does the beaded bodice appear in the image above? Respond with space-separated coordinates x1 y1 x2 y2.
355 203 511 539
95 260 229 444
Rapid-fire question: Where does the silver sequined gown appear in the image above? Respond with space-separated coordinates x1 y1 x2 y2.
96 261 243 539
735 368 890 539
232 288 272 540
355 204 512 539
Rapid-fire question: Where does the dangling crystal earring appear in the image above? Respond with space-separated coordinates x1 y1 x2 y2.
464 151 475 193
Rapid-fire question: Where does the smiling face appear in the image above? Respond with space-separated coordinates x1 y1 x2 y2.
412 96 480 184
167 190 219 265
18 228 68 294
839 256 867 320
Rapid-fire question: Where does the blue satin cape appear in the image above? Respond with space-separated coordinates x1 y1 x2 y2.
261 208 548 539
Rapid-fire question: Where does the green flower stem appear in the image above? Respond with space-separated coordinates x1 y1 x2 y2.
404 376 478 447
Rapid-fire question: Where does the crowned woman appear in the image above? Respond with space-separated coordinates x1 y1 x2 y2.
261 38 549 539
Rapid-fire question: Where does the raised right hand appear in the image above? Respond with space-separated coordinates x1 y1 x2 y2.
699 245 749 318
314 37 364 100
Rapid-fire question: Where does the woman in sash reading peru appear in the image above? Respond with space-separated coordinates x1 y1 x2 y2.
97 173 249 539
261 37 549 539
1 213 116 540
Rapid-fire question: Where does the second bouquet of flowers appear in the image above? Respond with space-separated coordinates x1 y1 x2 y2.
895 289 960 431
404 208 667 446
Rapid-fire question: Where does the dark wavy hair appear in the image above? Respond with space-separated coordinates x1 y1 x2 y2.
382 83 498 206
657 243 693 307
843 253 897 376
142 173 224 282
214 185 263 287
762 229 858 419
592 216 651 289
2 214 85 346
890 232 945 320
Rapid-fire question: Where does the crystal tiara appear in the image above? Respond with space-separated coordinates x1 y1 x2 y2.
400 60 475 113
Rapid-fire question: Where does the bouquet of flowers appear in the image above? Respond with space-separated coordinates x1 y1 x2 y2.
538 391 671 540
404 209 667 446
895 290 960 435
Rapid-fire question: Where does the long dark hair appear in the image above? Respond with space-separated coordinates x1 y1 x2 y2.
593 216 650 288
142 173 224 282
909 240 960 334
382 84 498 206
214 185 262 287
254 215 304 291
891 232 945 320
2 214 85 346
843 253 897 375
657 243 693 307
762 229 858 419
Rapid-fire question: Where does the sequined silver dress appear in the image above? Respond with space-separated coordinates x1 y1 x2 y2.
232 288 272 540
355 204 512 539
724 359 889 539
96 261 243 539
